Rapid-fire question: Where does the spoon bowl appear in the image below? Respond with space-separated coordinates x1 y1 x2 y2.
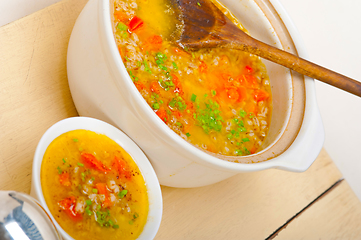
0 191 60 240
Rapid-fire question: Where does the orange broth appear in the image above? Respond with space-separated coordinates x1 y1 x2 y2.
41 130 148 240
113 0 272 158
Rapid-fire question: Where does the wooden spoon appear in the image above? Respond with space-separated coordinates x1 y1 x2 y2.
171 0 361 97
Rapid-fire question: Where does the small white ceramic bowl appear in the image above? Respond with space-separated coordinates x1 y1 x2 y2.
67 0 324 187
30 117 163 240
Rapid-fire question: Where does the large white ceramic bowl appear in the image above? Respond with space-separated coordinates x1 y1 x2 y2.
67 0 324 187
30 117 163 240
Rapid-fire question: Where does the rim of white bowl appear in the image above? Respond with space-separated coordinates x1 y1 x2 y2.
32 117 163 240
98 0 323 172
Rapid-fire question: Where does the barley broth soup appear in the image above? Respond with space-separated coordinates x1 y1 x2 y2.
113 0 272 159
41 130 148 240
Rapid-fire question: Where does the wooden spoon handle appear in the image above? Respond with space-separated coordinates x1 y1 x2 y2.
236 35 361 97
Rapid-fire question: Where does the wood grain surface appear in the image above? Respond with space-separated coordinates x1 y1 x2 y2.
0 0 360 239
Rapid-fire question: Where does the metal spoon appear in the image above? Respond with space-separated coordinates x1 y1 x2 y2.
0 191 60 240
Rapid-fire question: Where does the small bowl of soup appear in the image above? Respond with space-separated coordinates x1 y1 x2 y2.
31 117 162 240
67 0 324 187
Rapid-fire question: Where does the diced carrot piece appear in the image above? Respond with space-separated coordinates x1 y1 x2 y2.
96 183 112 208
253 89 269 102
242 75 258 89
58 196 83 222
114 11 128 23
250 145 257 154
80 153 109 173
226 87 239 102
142 35 163 52
96 183 108 195
237 86 247 102
185 101 194 111
156 107 168 123
118 46 122 55
149 35 162 45
173 110 182 119
220 72 232 82
171 74 183 95
198 61 208 73
150 81 161 93
134 81 145 91
173 47 189 56
113 156 132 180
128 16 144 32
59 172 71 187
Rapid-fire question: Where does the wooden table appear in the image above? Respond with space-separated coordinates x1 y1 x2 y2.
1 0 361 239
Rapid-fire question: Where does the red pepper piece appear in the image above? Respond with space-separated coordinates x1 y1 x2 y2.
58 196 83 222
128 16 144 32
80 152 109 173
245 65 253 73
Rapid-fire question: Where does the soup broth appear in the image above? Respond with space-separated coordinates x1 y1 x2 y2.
41 130 148 240
113 0 272 159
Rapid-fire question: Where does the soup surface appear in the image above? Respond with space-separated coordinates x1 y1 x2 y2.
41 130 148 240
113 0 272 158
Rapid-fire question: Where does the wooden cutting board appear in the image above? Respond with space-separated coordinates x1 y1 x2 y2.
0 0 361 239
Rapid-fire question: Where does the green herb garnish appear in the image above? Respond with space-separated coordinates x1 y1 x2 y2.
152 103 160 110
143 60 152 74
128 70 139 82
196 99 223 133
81 172 86 181
118 190 128 198
86 199 92 206
85 206 92 216
235 149 243 156
117 22 128 31
239 110 247 118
